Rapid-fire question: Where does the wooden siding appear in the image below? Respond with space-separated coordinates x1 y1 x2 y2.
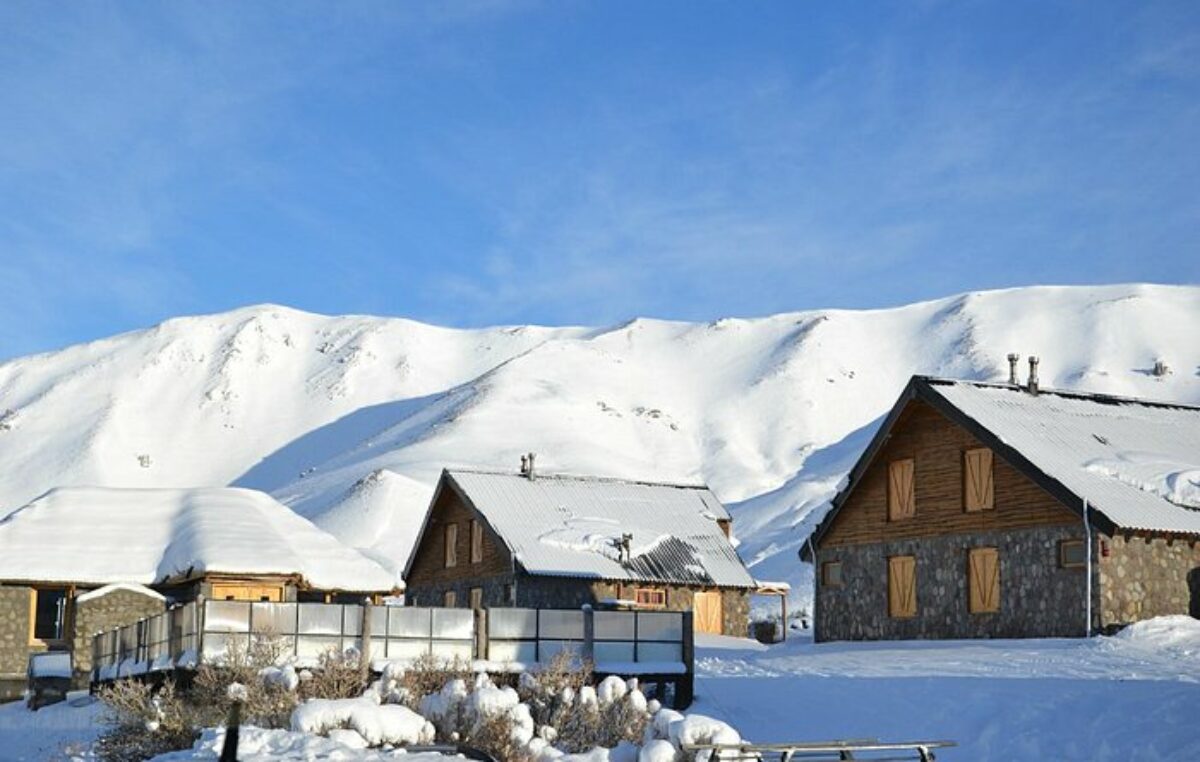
822 400 1077 547
406 486 514 589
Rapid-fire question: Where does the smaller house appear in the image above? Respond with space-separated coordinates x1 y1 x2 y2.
404 465 757 636
804 368 1200 642
0 486 397 701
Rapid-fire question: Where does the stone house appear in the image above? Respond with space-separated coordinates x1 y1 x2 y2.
804 368 1200 642
404 464 757 636
0 486 397 701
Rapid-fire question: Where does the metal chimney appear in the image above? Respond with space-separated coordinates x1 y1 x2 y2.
1027 356 1040 395
1007 353 1020 385
519 454 528 476
526 452 536 480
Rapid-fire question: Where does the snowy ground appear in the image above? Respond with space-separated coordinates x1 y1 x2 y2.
693 618 1200 761
3 618 1198 761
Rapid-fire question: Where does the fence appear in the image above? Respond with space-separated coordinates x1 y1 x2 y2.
92 601 694 706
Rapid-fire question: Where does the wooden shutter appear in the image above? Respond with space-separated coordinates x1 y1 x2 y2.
469 588 483 610
887 556 917 618
964 448 995 512
968 547 1000 613
444 523 458 568
470 520 483 564
444 590 456 607
888 459 916 520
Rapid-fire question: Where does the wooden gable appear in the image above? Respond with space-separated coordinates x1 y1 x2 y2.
405 479 514 588
820 399 1077 548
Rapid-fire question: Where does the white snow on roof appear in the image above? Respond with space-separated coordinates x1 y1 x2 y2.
0 487 397 591
446 470 755 587
74 583 165 604
927 380 1200 535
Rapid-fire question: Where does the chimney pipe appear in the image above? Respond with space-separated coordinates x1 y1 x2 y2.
1027 356 1040 395
1007 353 1020 385
519 454 528 475
526 452 536 480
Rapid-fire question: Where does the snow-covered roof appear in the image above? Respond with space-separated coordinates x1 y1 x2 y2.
923 379 1200 535
431 469 755 588
0 487 397 591
814 376 1200 546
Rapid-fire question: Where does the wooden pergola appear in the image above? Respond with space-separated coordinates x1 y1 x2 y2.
754 580 791 642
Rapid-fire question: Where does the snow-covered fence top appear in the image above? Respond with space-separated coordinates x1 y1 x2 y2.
92 601 694 705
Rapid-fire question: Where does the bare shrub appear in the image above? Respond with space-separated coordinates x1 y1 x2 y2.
189 633 297 729
299 648 369 701
468 711 534 762
96 679 197 761
396 652 474 710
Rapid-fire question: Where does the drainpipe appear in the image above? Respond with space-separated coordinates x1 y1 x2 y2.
1083 499 1093 638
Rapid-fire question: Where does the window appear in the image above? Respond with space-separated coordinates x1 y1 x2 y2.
964 448 995 512
470 520 483 564
444 590 457 607
1059 539 1087 569
444 523 458 568
635 588 667 608
821 561 844 588
31 588 68 642
887 459 915 521
887 556 917 618
469 587 483 610
968 547 1000 613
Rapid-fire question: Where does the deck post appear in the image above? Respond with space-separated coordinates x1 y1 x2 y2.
679 609 695 709
474 607 488 661
582 604 595 664
360 599 373 680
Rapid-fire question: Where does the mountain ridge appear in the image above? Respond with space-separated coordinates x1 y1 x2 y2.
2 283 1198 607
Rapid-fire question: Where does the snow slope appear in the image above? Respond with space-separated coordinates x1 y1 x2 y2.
0 284 1198 599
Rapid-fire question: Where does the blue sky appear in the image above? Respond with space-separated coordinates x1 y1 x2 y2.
1 1 1197 359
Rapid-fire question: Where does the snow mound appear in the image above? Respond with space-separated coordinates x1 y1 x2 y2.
291 697 435 747
1105 615 1200 658
1085 453 1200 509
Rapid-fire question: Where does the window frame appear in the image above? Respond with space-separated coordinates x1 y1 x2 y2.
635 587 667 608
821 561 844 588
1059 539 1087 569
29 587 69 645
444 523 459 568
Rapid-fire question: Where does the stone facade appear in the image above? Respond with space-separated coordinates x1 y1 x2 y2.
0 586 35 702
71 587 167 688
1099 534 1200 628
816 525 1098 641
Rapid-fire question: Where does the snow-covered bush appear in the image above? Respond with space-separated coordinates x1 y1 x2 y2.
95 679 197 762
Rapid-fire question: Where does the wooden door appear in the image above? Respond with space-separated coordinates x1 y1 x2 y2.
694 591 723 634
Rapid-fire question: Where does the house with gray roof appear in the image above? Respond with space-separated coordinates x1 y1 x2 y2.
404 462 757 636
803 367 1200 642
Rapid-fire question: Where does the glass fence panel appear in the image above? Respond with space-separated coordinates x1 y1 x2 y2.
296 635 343 659
388 607 432 638
205 601 251 633
432 608 473 640
385 639 430 660
488 609 537 639
537 640 583 662
202 632 250 661
487 640 537 664
342 606 362 637
594 612 636 640
298 604 343 635
635 612 682 641
251 602 297 635
431 640 473 660
538 610 584 639
636 642 682 663
594 641 636 662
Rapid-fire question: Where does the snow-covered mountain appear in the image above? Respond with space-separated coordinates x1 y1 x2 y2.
1 284 1198 607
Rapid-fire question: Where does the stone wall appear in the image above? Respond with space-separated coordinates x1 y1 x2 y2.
1099 534 1200 628
815 524 1098 641
0 585 34 702
71 587 167 688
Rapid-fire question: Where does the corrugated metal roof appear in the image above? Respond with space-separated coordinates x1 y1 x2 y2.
447 469 755 588
926 380 1200 535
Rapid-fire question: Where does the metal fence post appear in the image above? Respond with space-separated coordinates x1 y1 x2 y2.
474 607 488 661
679 610 695 709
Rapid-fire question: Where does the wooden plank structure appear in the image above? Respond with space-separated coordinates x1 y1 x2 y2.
682 738 956 761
